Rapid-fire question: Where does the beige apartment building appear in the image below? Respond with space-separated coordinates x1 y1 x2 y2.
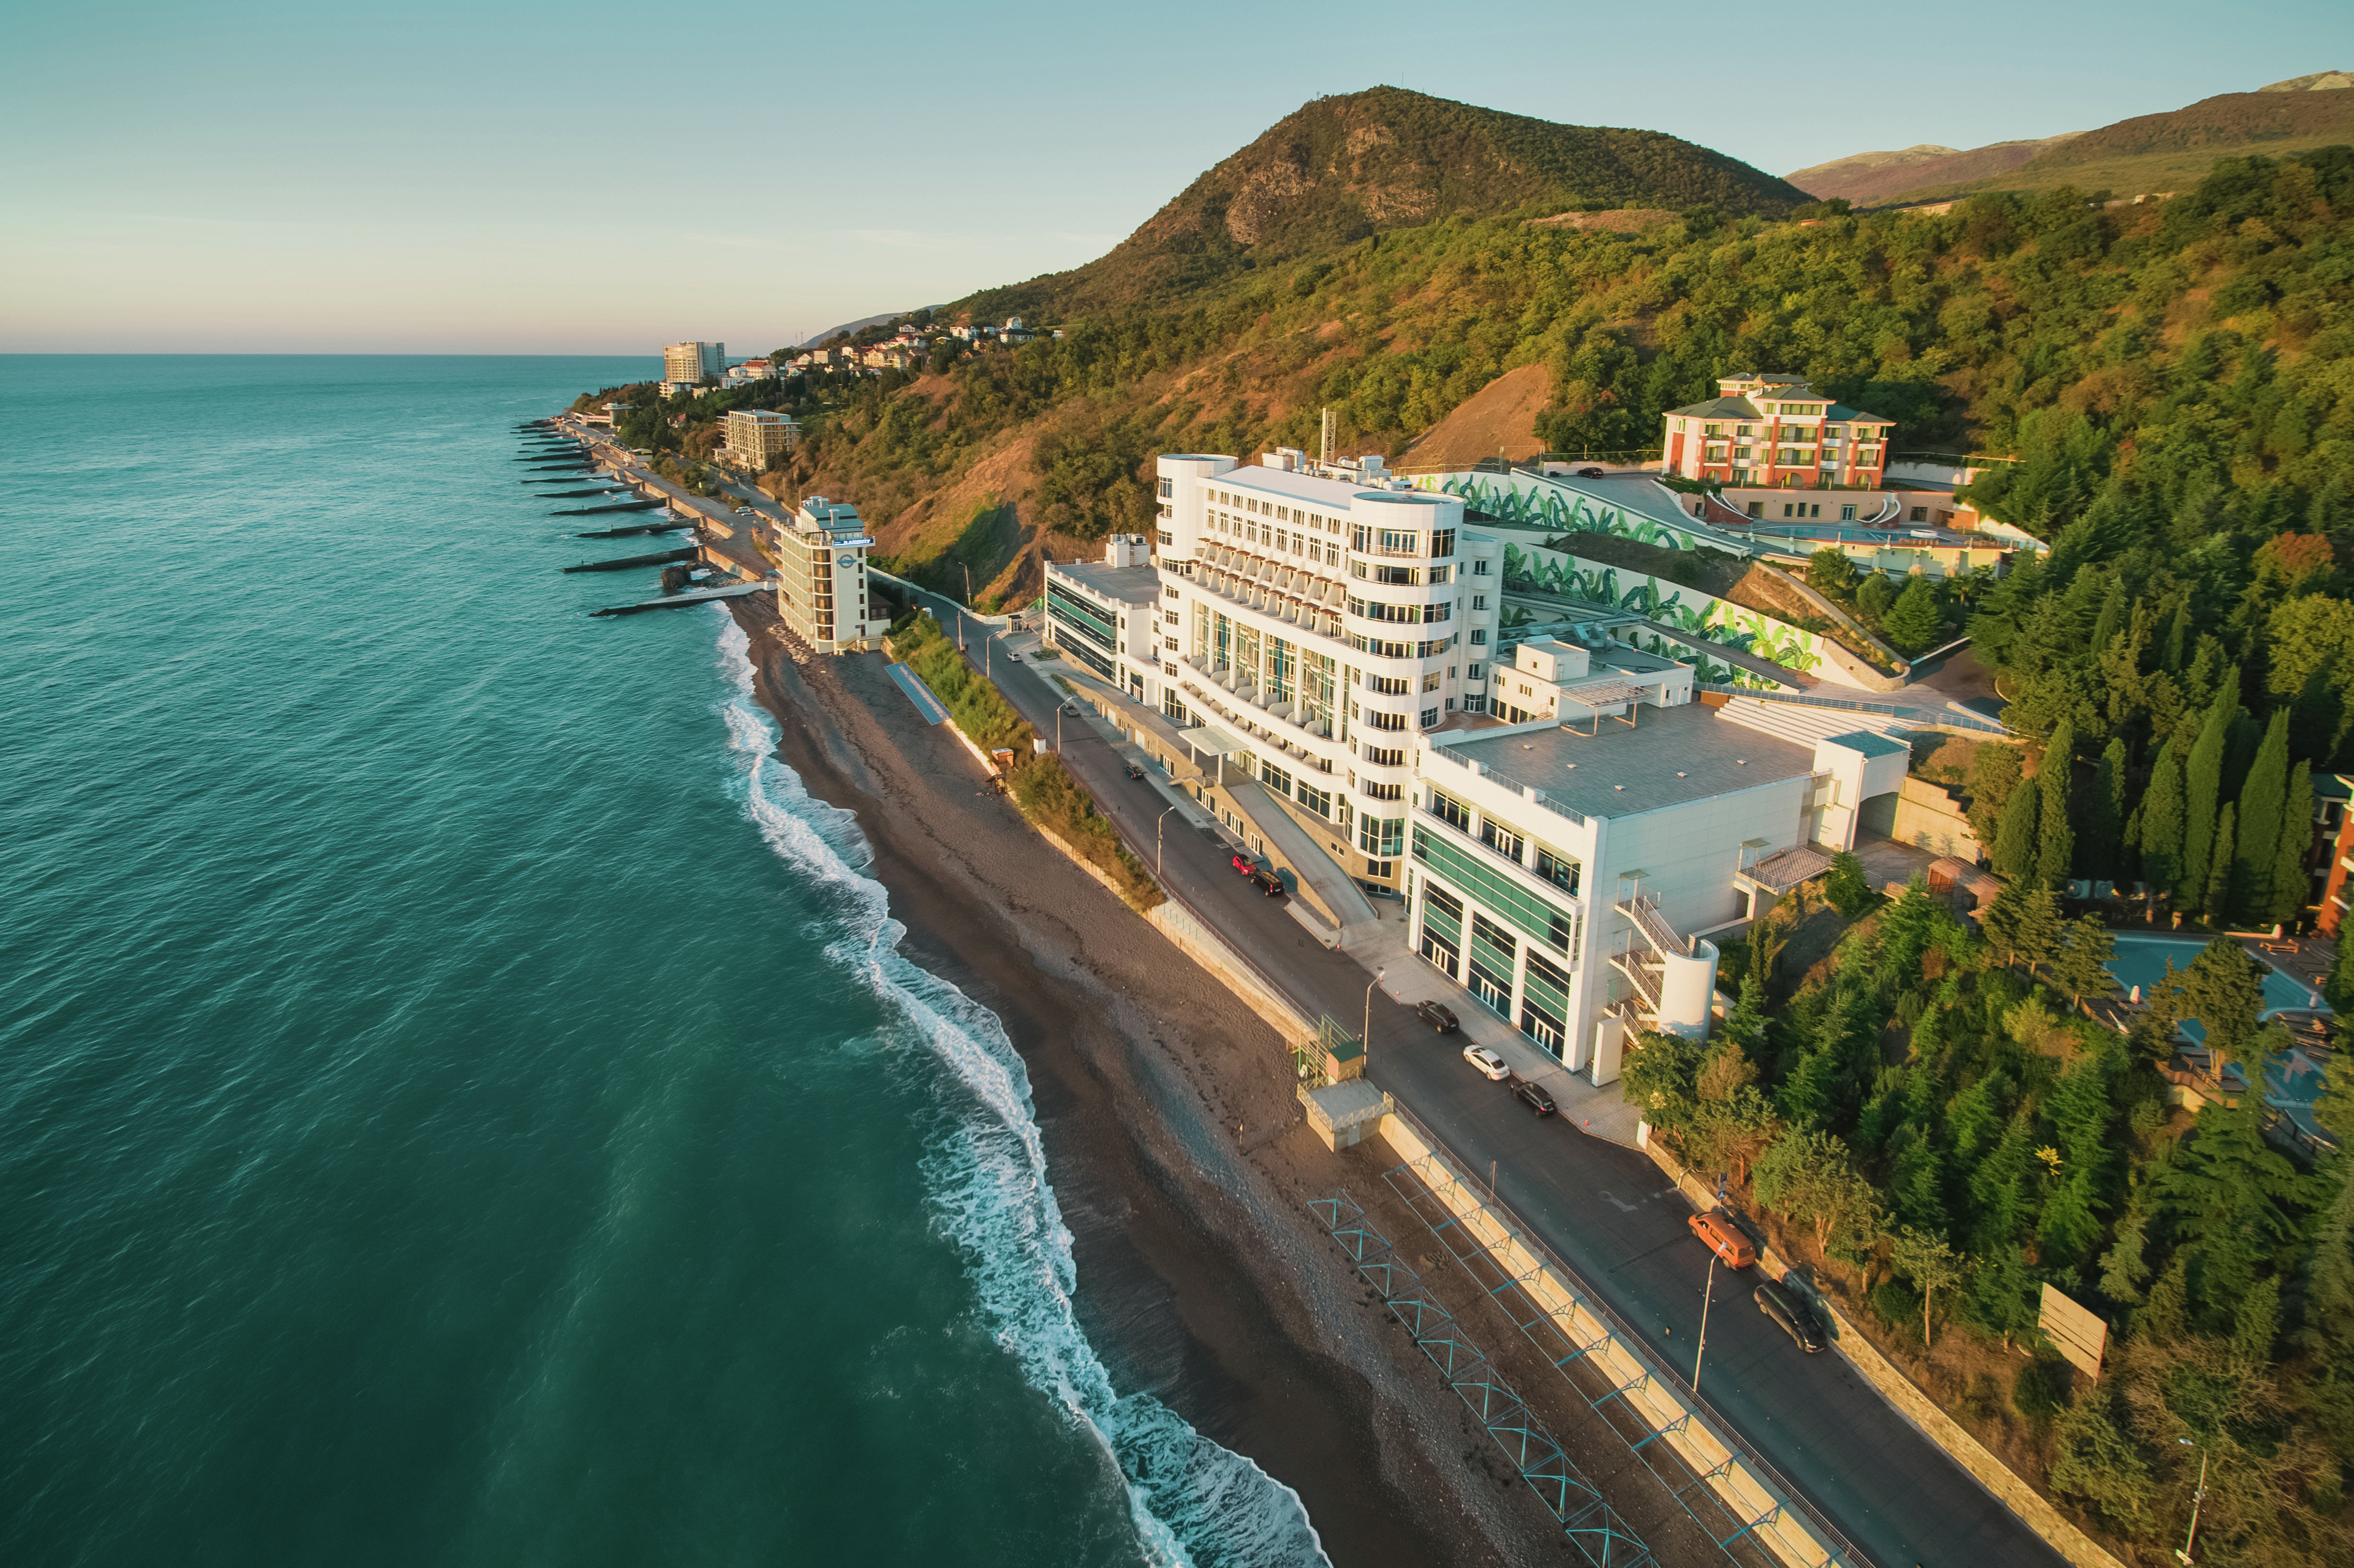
723 408 799 469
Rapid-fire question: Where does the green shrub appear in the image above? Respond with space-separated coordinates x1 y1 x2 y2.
1872 1279 1923 1341
2012 1353 2074 1429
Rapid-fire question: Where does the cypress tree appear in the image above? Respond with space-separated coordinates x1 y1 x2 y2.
2084 738 2128 881
2231 711 2290 925
1994 774 2041 883
2266 759 2314 929
2202 802 2237 924
2089 583 2126 656
2038 720 2076 886
2120 803 2144 883
2140 739 2185 902
2162 601 2193 675
2180 688 2236 905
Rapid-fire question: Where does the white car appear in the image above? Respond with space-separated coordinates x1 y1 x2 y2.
1462 1045 1511 1081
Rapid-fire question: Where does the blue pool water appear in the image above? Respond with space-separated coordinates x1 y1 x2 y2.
2104 934 2327 1041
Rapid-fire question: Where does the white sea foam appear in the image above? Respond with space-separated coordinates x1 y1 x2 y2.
711 618 1329 1568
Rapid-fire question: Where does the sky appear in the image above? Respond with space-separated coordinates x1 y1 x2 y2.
4 0 2350 354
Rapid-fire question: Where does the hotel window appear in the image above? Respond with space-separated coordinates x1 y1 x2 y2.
1534 846 1579 894
1481 818 1524 863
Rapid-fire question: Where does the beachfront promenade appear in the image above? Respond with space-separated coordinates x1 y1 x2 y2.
916 600 2064 1568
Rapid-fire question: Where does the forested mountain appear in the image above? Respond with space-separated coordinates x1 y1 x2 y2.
1787 136 2077 207
1882 86 2354 205
959 87 1808 321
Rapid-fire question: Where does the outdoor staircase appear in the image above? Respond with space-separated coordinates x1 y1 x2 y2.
1607 883 1685 1026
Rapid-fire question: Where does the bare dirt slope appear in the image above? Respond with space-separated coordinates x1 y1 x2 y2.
1399 363 1551 468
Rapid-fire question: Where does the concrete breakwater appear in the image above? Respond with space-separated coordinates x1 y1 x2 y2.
563 547 698 575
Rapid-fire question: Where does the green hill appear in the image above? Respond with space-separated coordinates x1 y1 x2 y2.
1883 87 2354 204
960 87 1807 319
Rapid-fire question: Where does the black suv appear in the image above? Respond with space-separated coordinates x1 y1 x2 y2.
1754 1279 1824 1353
1415 1000 1459 1034
1511 1079 1557 1117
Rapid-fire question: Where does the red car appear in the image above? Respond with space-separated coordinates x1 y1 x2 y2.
1230 853 1255 875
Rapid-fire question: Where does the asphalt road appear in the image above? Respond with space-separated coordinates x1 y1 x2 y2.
905 599 2066 1568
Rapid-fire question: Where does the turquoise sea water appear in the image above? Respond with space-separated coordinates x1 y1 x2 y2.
0 357 1324 1568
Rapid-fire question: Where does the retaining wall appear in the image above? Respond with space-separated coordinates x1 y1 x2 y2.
1377 1114 1848 1568
1637 1138 2126 1568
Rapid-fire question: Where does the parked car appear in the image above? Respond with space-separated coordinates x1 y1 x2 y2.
1062 701 1080 714
1462 1045 1510 1081
1754 1279 1824 1353
1688 1210 1757 1269
1415 1000 1459 1034
1125 763 1147 779
1250 870 1284 898
1575 466 1605 478
1229 852 1256 875
1512 1079 1557 1117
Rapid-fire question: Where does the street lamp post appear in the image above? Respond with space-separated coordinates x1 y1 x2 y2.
1363 967 1385 1052
1693 1255 1717 1395
1158 803 1178 877
2176 1439 2208 1564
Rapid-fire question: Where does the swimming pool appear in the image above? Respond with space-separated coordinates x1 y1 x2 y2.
2104 934 2327 1041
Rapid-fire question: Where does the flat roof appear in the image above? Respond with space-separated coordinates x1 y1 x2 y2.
1217 465 1457 513
1440 702 1815 820
1051 560 1161 604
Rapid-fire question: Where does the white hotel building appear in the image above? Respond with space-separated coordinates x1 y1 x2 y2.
1045 449 1915 1074
1046 449 1505 898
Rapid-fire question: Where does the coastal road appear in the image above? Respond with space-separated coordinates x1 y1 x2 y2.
914 603 2065 1568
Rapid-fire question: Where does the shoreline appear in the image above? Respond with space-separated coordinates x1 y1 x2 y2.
722 596 1569 1568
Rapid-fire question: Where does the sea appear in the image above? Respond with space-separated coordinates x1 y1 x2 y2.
0 356 1328 1568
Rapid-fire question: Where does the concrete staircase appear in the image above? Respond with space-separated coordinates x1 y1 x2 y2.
1718 694 1907 749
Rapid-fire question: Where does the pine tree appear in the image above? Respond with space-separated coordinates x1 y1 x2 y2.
2038 720 2076 886
2265 758 2313 929
2139 739 2185 901
2202 802 2237 923
2181 688 2236 904
2119 804 2143 883
2050 915 2118 1007
2081 738 2126 882
2231 711 2290 925
1994 774 2041 883
1883 576 1942 653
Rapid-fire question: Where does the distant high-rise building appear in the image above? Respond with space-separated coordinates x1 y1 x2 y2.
662 341 726 386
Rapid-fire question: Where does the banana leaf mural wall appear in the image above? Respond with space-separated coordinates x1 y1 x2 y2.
1414 471 1752 555
1495 539 1831 689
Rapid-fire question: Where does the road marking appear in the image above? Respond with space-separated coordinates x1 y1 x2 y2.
1598 1190 1637 1212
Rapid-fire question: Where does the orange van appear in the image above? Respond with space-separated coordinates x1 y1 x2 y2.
1688 1211 1757 1269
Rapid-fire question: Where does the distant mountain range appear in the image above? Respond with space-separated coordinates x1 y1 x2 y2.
959 87 1808 320
1787 70 2353 207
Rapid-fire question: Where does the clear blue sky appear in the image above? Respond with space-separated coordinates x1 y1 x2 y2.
4 0 2348 354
